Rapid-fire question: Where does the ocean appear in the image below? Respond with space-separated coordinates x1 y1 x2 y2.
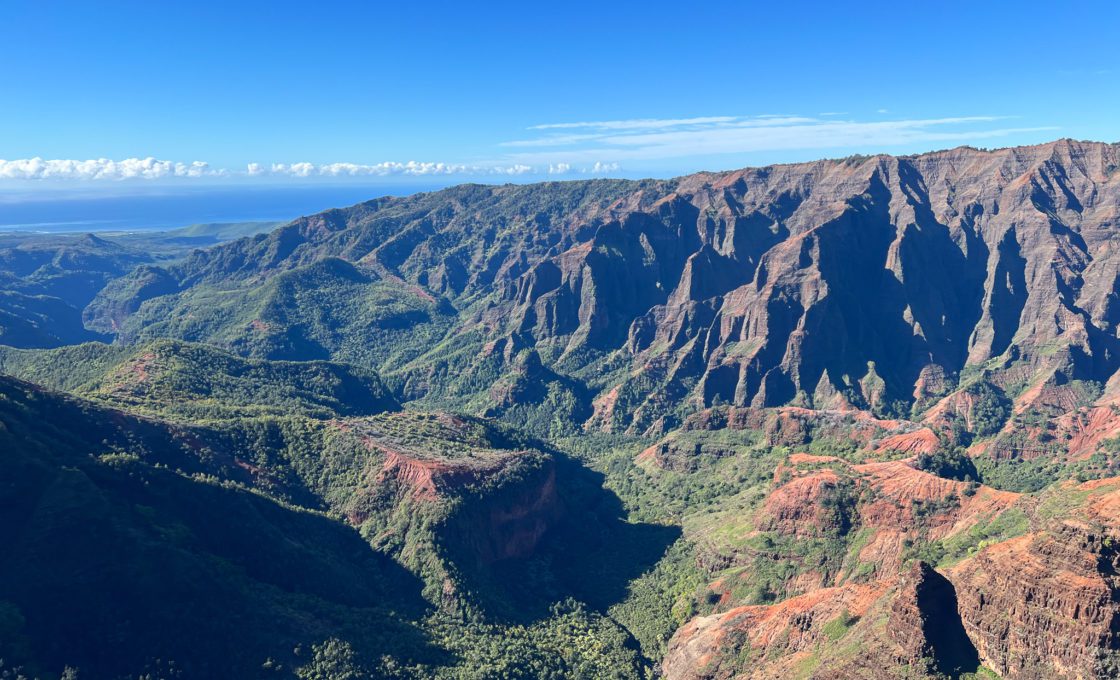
0 184 446 233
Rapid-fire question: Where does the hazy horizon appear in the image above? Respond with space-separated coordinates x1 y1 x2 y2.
5 136 1116 233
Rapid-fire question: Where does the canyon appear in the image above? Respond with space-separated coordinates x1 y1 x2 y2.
3 140 1120 678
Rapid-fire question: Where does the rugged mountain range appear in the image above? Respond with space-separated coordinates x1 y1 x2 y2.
3 140 1120 679
84 140 1120 431
0 223 277 349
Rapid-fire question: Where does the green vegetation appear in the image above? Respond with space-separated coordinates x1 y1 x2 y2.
0 227 273 350
424 602 642 680
932 508 1030 567
0 339 398 420
965 381 1012 438
914 446 979 482
607 541 706 659
0 377 433 679
112 258 456 373
973 455 1072 493
0 374 666 679
295 639 368 680
821 609 858 641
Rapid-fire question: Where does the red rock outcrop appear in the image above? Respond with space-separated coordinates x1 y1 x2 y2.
756 453 1018 574
761 467 842 536
663 580 893 680
673 473 1120 679
1056 404 1120 459
663 561 981 680
949 515 1120 678
336 415 564 567
374 446 494 502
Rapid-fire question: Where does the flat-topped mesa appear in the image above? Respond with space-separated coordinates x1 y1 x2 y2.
336 412 563 569
372 444 561 563
375 445 508 501
670 404 941 454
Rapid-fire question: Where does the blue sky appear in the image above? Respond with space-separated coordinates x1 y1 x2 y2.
2 0 1119 193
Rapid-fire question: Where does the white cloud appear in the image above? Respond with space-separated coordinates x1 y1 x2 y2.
1 112 1057 187
0 157 220 180
503 115 1056 166
502 133 608 148
0 157 541 182
491 164 534 176
544 162 623 176
256 161 535 177
589 162 620 174
506 116 819 149
529 116 737 131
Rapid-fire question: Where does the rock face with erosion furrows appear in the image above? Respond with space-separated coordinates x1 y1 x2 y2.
329 411 565 610
90 141 1120 434
949 514 1120 677
662 561 980 680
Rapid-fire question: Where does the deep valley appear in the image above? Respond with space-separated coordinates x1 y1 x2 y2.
4 140 1120 679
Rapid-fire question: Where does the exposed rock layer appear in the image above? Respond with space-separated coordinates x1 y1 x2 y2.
90 141 1120 434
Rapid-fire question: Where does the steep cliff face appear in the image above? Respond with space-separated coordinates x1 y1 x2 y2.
662 561 979 680
948 480 1120 678
87 141 1120 437
354 435 562 565
607 141 1120 430
474 141 1120 430
447 458 561 564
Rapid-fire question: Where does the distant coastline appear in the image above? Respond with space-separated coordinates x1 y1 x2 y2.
0 184 442 232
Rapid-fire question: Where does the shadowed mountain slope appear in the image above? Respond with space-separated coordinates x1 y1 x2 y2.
87 141 1120 436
